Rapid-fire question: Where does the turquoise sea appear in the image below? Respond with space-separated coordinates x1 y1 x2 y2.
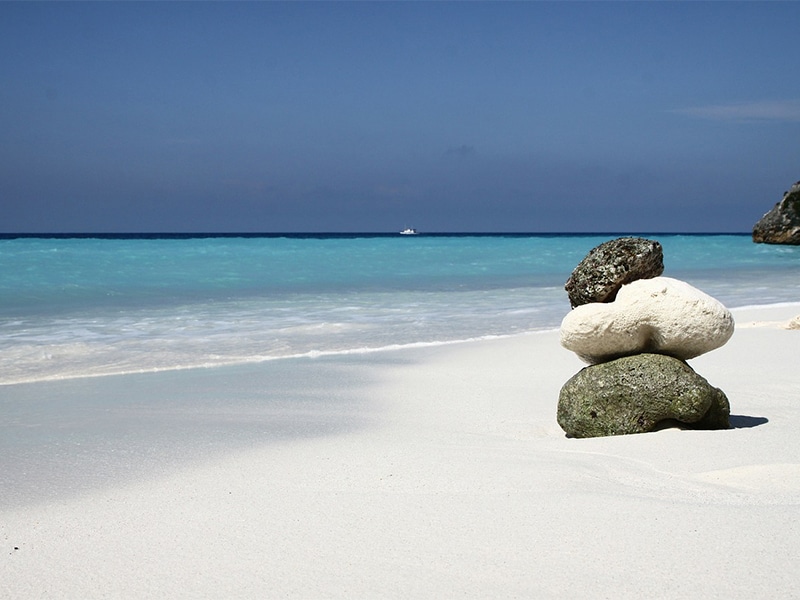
1 233 799 385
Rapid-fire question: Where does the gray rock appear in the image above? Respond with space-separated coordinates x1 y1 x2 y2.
753 182 800 245
557 353 730 438
564 237 664 308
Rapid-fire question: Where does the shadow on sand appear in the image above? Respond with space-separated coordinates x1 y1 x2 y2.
729 414 769 429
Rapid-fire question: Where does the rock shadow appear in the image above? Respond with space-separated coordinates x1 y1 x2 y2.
728 414 769 429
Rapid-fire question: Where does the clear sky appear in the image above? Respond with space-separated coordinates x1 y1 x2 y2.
2 1 799 233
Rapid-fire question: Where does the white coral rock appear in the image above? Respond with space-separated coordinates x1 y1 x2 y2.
560 277 734 364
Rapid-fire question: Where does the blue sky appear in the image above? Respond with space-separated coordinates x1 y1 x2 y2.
2 2 799 233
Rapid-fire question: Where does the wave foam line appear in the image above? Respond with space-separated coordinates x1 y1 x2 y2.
0 327 560 387
729 300 800 311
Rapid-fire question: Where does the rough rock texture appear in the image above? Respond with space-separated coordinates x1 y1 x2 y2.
753 182 800 245
564 237 664 308
561 277 734 364
787 315 800 330
557 353 730 438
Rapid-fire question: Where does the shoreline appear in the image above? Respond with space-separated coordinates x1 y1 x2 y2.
2 303 800 598
4 300 799 388
0 328 560 388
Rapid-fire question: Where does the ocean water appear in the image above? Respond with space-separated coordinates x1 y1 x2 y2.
1 233 799 385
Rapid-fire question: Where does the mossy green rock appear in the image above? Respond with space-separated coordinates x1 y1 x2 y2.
557 353 730 438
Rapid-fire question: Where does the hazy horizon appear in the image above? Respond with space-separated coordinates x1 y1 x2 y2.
2 2 798 234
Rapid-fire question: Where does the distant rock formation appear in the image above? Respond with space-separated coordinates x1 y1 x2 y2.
561 277 734 364
557 353 730 438
564 237 663 308
753 182 800 245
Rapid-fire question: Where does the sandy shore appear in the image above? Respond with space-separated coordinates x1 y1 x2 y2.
2 304 800 598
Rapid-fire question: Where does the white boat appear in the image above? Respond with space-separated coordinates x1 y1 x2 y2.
399 228 418 235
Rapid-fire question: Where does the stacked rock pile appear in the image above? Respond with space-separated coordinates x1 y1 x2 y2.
557 237 735 438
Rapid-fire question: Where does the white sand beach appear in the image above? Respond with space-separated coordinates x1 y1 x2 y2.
2 304 800 599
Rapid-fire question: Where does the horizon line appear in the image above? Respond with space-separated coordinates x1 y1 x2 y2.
0 231 752 239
